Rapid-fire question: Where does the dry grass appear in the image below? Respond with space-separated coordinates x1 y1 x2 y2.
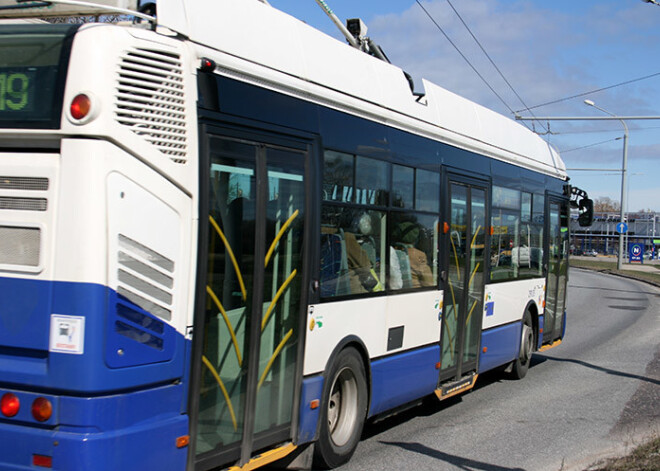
569 258 660 287
584 436 660 471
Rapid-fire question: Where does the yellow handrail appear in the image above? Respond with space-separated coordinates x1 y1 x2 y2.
465 299 478 326
258 329 293 390
264 209 299 268
261 269 297 331
209 215 247 302
450 232 461 282
206 285 243 366
470 225 482 249
202 355 238 431
468 262 481 292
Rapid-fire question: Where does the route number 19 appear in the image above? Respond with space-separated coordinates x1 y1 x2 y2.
0 73 30 111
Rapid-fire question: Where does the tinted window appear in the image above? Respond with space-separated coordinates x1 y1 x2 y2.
415 169 440 212
323 151 353 202
355 156 388 206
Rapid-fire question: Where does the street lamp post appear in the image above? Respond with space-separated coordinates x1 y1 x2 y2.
584 100 629 270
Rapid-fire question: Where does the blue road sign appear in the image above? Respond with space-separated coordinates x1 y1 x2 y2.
629 243 644 264
616 222 628 234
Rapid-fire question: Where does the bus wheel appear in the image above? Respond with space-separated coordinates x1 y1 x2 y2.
510 310 534 379
314 347 367 469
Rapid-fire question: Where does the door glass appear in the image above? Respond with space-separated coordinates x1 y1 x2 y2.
545 203 560 341
554 205 569 336
463 188 486 364
442 183 467 371
197 138 258 455
254 147 305 434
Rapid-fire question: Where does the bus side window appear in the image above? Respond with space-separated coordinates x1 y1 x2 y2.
320 207 386 298
390 214 436 290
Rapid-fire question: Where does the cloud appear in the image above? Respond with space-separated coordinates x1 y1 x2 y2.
362 0 660 209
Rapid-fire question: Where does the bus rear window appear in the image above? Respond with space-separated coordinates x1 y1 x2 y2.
0 24 78 129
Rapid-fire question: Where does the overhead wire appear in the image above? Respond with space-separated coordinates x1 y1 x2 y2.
443 0 548 133
414 0 533 130
515 71 660 114
559 137 622 154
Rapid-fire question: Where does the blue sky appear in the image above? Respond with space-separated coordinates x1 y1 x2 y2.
270 0 660 212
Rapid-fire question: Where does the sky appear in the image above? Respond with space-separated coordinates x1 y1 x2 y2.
269 0 660 213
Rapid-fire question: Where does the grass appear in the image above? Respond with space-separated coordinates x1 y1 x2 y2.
569 258 660 287
584 436 660 471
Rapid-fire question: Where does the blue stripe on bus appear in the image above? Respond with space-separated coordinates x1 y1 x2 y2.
369 345 440 417
0 276 186 393
478 322 521 373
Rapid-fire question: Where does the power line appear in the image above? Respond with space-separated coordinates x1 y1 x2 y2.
515 71 660 113
560 137 622 154
444 0 547 133
414 0 529 129
542 125 660 135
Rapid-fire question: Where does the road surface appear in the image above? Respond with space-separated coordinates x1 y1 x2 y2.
310 269 660 471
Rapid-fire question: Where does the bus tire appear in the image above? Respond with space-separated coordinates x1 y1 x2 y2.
510 309 534 379
314 347 368 469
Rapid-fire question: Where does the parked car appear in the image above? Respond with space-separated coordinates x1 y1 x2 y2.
586 249 598 257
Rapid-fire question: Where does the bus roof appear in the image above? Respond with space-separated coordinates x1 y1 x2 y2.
164 0 566 178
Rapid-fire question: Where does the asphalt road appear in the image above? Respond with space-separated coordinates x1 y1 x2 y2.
322 269 660 471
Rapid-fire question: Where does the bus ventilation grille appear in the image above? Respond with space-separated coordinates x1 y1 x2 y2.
115 47 188 165
116 234 175 322
0 176 48 269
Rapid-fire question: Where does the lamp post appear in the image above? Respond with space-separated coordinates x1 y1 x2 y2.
584 100 628 270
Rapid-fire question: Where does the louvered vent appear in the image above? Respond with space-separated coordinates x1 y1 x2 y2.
115 48 188 164
0 176 48 269
117 234 175 322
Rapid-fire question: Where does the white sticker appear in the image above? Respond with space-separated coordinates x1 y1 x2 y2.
49 314 85 354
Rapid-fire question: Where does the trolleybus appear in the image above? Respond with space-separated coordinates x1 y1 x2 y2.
0 0 593 469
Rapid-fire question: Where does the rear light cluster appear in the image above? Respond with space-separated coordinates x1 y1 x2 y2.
1 392 53 422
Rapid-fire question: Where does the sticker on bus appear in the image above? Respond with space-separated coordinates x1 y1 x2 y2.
49 314 85 354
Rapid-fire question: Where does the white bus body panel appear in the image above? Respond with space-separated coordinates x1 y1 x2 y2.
483 279 545 330
304 290 443 376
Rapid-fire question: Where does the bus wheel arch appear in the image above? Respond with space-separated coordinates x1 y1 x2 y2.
314 340 370 469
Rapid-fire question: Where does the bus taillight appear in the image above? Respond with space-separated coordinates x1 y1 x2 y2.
1 393 20 417
70 93 92 120
31 397 53 422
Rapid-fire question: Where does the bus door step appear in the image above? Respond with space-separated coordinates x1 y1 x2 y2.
434 373 478 401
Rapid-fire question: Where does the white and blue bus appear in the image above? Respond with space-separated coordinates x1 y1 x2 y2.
0 1 593 470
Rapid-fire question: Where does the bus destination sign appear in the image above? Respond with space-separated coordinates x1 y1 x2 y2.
0 68 36 113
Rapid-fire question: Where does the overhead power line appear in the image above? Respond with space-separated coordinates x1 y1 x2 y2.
515 71 660 114
444 0 547 133
414 0 528 129
560 137 622 154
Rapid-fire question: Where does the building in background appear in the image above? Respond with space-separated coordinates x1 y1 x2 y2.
570 211 659 258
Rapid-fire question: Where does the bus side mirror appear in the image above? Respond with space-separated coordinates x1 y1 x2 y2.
578 198 593 227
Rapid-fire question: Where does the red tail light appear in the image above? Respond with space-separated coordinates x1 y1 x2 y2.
31 397 53 422
32 454 53 468
1 393 20 417
70 93 92 120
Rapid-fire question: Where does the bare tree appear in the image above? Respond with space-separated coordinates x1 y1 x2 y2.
593 196 620 212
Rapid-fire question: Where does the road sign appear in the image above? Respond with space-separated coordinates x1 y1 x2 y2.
629 243 644 264
616 222 628 234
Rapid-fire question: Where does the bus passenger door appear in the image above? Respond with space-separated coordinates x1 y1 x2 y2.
543 199 569 345
438 178 488 393
191 127 311 470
